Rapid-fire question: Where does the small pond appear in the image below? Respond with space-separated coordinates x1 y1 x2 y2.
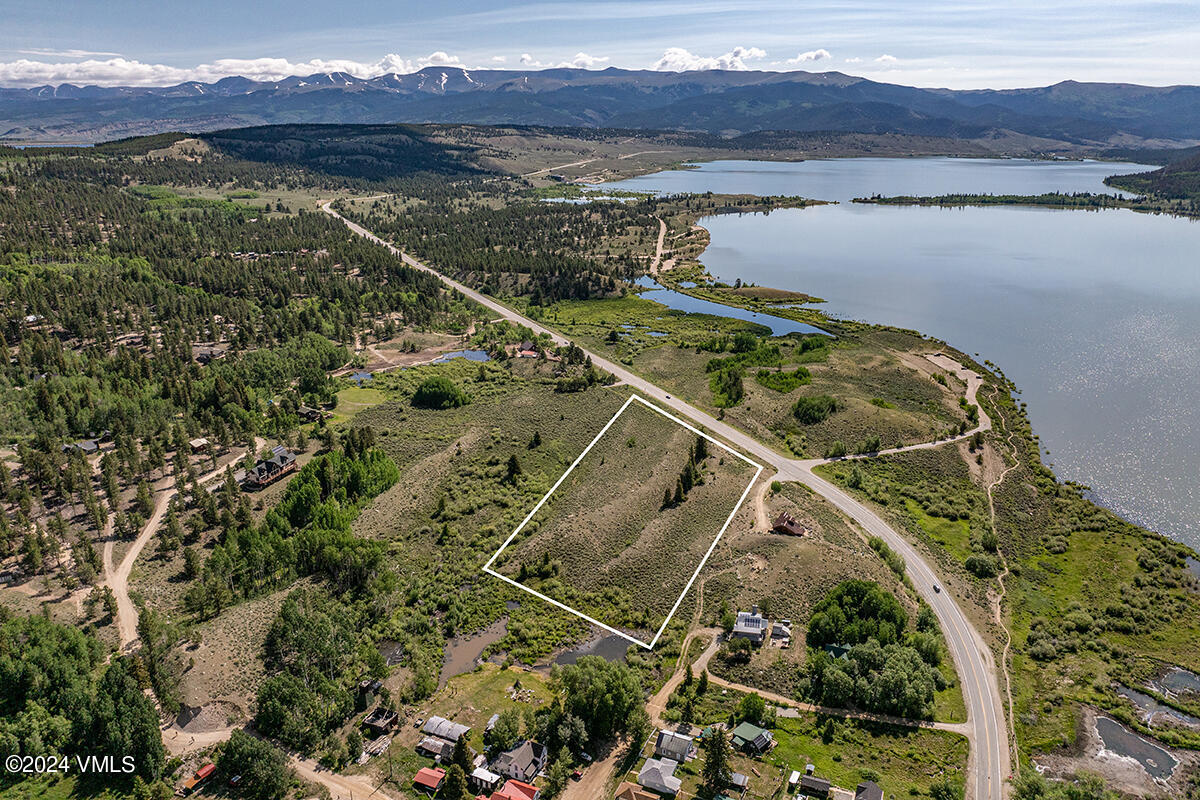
553 633 632 666
431 349 490 364
378 640 404 667
350 370 374 384
633 276 828 338
440 617 509 687
1117 685 1200 728
1095 716 1177 781
1151 667 1200 698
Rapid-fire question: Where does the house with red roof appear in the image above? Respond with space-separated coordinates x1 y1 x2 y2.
490 779 541 800
414 766 446 795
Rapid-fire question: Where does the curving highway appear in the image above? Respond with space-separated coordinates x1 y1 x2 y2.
323 202 1011 800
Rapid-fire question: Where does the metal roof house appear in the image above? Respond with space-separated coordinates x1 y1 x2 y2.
856 781 884 800
471 766 503 793
244 446 298 488
638 757 682 796
800 774 832 797
732 607 768 644
490 778 541 800
413 766 445 795
654 730 696 762
422 715 471 742
615 782 659 800
416 736 455 761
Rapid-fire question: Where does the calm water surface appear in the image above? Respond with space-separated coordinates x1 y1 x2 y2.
1095 716 1178 780
604 159 1200 549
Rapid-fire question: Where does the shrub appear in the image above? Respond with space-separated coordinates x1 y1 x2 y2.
755 366 811 393
965 554 999 578
710 366 745 407
412 375 469 409
793 395 838 424
869 536 906 578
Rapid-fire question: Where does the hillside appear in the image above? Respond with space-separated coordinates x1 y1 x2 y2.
1106 149 1200 199
3 66 1200 145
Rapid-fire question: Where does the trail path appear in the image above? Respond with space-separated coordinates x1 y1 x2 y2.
985 403 1023 773
323 203 1011 800
752 471 778 531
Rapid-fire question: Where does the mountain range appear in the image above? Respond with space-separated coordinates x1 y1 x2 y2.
3 66 1199 145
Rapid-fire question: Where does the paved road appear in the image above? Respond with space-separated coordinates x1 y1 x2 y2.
323 203 1011 800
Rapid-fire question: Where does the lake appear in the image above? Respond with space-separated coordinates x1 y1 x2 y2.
603 158 1200 551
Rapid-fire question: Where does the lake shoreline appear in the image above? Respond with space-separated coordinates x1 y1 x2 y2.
601 157 1200 550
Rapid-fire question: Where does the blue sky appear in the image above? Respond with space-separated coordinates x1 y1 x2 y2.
1 0 1198 88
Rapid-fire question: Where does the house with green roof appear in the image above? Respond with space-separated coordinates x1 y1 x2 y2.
729 721 773 754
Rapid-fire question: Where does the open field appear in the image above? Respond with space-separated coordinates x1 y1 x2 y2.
332 385 388 424
489 396 759 642
766 713 968 797
347 359 695 679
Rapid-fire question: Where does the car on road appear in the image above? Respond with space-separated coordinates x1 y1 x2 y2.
933 584 942 593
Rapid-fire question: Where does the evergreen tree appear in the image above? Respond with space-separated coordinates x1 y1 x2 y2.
451 735 472 774
90 659 166 781
701 729 732 799
442 764 470 800
506 454 523 483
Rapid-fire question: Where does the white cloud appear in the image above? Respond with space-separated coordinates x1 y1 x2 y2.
651 46 767 72
491 55 507 63
0 51 475 88
566 52 609 68
844 57 863 64
518 52 608 69
875 54 899 64
786 49 831 65
18 48 123 59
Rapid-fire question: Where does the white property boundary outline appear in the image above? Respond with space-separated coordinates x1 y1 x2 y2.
482 393 763 650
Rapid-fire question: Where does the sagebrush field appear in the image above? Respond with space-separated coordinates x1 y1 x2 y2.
489 396 759 642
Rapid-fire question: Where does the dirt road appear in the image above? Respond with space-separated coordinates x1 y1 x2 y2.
102 441 258 651
649 217 667 274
